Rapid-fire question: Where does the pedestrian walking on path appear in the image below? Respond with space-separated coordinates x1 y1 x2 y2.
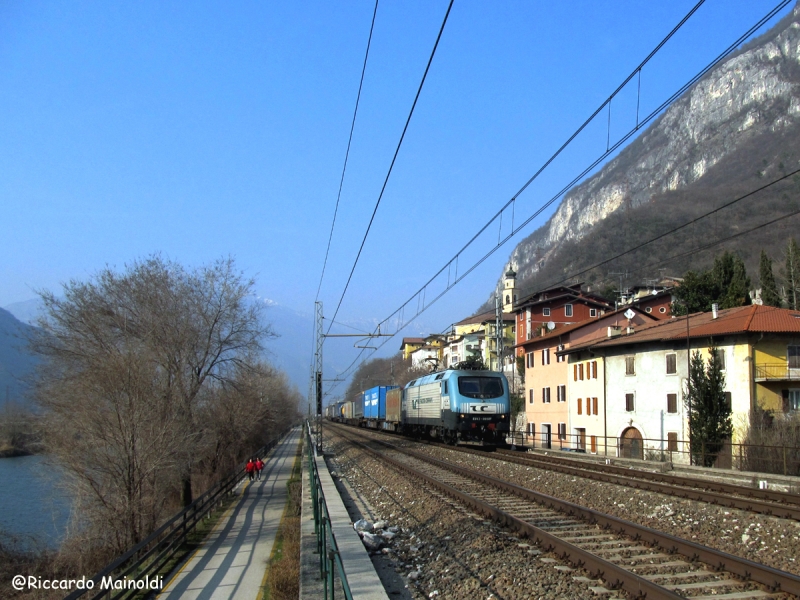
245 458 255 481
158 429 301 600
255 457 264 481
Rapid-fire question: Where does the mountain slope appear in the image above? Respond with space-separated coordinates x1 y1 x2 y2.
494 4 800 301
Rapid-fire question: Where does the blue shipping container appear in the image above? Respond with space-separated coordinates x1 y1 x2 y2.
363 385 398 420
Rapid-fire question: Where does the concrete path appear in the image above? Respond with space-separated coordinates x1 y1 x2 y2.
159 428 301 600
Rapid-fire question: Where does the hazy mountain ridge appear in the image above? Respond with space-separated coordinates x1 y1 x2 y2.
0 307 38 406
492 5 800 301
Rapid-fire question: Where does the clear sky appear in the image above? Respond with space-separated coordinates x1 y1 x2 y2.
0 1 794 361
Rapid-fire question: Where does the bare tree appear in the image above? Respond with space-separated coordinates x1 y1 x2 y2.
31 255 276 560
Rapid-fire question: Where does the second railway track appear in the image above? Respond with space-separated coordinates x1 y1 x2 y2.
331 423 800 600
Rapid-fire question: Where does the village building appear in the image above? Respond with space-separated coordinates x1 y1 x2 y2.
563 304 800 464
513 283 611 354
516 306 655 451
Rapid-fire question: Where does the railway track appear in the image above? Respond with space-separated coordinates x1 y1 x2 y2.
444 445 800 521
332 424 800 600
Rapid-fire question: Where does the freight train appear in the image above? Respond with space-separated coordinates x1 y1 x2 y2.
325 368 511 444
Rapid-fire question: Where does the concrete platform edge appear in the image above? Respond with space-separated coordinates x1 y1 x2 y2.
299 438 389 600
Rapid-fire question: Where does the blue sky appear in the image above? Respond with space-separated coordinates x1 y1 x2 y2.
0 1 794 378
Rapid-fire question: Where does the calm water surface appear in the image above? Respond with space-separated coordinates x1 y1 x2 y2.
0 455 71 547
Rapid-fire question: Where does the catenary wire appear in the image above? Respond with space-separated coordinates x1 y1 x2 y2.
320 0 791 398
528 165 800 294
326 168 800 399
325 0 455 336
315 0 380 303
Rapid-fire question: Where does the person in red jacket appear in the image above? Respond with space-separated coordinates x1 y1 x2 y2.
255 458 264 481
245 458 255 481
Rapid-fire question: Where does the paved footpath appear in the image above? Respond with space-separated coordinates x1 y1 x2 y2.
159 428 301 600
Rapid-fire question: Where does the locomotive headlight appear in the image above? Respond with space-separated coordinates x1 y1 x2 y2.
459 414 464 418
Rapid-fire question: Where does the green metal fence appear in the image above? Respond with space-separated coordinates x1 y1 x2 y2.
305 421 353 600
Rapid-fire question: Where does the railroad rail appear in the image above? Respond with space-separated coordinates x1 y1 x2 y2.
331 424 800 600
495 448 800 509
454 445 800 521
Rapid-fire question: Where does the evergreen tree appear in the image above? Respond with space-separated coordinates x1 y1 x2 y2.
759 249 781 307
685 346 733 467
672 251 750 314
783 237 800 310
715 251 751 308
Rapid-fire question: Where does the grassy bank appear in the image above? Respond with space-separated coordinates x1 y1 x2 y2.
262 452 302 600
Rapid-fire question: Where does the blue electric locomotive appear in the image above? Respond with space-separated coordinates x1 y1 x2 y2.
402 368 510 444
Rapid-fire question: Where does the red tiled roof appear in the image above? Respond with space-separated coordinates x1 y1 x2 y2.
584 305 800 351
513 305 657 349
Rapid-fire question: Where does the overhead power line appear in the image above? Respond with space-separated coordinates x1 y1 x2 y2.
315 0 380 303
533 165 800 294
322 0 791 396
325 0 456 335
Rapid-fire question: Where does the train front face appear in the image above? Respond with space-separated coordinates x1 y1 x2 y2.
449 370 510 442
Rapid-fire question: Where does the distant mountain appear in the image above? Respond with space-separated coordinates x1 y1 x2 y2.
491 4 800 304
0 308 38 407
4 298 44 325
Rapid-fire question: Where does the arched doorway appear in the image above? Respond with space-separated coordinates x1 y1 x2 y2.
620 427 643 459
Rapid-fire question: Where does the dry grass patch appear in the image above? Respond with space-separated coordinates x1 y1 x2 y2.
263 452 302 600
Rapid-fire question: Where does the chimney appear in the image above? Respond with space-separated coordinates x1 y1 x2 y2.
712 303 719 319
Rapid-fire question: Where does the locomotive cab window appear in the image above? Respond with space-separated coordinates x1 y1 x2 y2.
458 376 504 399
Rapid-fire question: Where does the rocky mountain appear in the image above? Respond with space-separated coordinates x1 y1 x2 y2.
0 307 38 407
493 4 800 303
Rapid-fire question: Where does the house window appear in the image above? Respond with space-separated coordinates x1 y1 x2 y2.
659 307 667 314
713 348 726 370
529 389 534 404
645 307 652 313
527 422 535 435
789 346 800 369
564 304 573 317
625 356 635 375
724 391 732 410
577 398 582 415
557 423 566 440
557 385 566 402
557 351 566 363
667 393 677 414
625 393 635 412
542 348 551 365
592 397 598 415
789 390 800 411
666 353 677 375
542 307 551 317
667 432 678 452
542 387 551 403
526 352 534 368
591 361 598 379
590 308 597 317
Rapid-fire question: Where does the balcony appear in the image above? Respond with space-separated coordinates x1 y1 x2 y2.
754 363 800 382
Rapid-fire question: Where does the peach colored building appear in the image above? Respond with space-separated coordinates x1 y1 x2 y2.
518 307 656 450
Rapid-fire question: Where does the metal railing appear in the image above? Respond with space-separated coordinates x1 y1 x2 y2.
64 431 290 600
508 430 800 476
755 363 800 380
305 421 353 600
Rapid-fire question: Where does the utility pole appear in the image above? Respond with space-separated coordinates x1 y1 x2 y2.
495 294 504 372
315 301 323 453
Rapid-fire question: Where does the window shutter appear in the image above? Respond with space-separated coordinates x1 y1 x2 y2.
593 397 598 415
577 398 582 415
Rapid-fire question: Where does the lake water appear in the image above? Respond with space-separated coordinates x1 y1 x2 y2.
0 455 71 548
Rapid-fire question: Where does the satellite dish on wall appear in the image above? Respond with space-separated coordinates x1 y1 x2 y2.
546 321 556 331
624 309 636 320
